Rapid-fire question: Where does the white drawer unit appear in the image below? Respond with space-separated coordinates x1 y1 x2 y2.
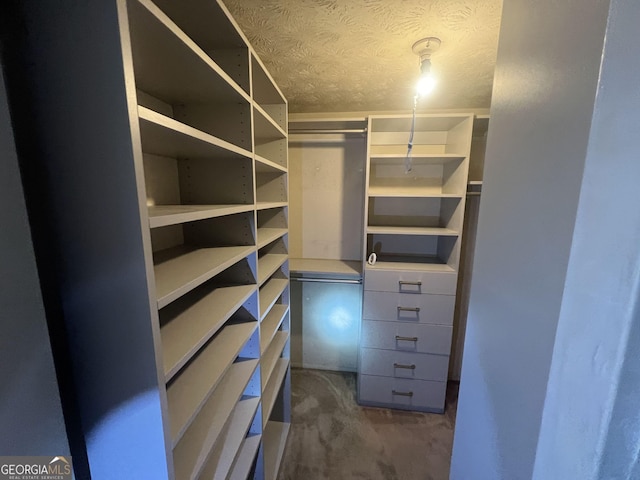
358 374 447 413
363 290 455 325
364 267 458 295
358 114 473 412
360 348 449 382
361 320 453 355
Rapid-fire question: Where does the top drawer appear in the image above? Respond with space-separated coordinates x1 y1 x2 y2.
364 268 457 295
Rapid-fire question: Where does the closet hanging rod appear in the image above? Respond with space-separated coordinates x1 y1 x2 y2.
289 128 367 135
290 277 362 285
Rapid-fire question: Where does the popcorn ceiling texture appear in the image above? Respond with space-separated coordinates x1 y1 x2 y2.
224 0 502 113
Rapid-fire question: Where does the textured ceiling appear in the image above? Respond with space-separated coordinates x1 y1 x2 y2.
224 0 503 113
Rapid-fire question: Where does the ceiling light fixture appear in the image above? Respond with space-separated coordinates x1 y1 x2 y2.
406 37 442 173
412 37 441 97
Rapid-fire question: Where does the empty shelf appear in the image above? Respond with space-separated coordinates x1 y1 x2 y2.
228 434 262 480
261 331 289 391
263 421 291 480
258 254 288 285
368 186 463 198
366 226 459 236
370 153 465 165
167 321 257 445
262 358 289 429
259 278 289 320
129 0 248 105
257 228 288 249
199 396 261 480
260 305 289 354
161 284 256 380
149 204 253 229
256 201 288 211
172 359 259 478
154 245 254 308
138 106 251 160
255 155 287 173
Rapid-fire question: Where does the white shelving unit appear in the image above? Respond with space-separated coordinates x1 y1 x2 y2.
15 0 290 478
358 113 474 412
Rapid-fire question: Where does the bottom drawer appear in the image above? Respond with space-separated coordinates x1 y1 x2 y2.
357 374 446 413
360 348 449 382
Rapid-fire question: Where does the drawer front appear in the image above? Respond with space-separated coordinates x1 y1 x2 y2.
363 291 455 325
360 348 449 382
364 268 457 295
358 374 446 412
361 320 452 355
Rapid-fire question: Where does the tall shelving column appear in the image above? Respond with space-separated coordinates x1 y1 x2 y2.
128 0 265 478
140 1 290 478
358 114 474 413
251 51 291 480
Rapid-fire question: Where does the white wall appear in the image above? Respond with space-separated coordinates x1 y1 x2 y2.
288 134 366 261
451 0 612 477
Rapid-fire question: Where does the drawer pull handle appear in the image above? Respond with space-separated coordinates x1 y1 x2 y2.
392 390 414 397
394 363 416 370
399 281 422 287
395 335 418 342
397 306 420 313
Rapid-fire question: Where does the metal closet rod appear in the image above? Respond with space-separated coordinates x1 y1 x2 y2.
290 276 362 284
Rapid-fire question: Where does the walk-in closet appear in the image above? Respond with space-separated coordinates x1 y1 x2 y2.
5 0 636 479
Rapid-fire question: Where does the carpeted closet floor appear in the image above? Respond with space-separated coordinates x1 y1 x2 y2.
277 368 459 480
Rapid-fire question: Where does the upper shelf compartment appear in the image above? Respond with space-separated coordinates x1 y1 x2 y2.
252 54 287 132
128 0 252 151
369 114 473 157
151 0 251 94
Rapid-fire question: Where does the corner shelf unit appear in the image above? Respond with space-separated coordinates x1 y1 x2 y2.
20 0 290 478
358 114 473 413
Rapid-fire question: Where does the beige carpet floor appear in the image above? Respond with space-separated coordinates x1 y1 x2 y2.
277 368 459 480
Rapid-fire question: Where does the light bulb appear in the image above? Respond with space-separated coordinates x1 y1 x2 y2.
416 74 437 96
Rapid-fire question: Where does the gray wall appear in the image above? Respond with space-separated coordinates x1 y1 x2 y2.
450 0 612 478
0 65 70 456
533 0 640 478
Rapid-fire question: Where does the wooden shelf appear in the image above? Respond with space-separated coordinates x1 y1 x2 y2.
367 226 459 237
229 434 262 480
258 254 288 285
263 421 291 480
154 245 254 309
149 204 253 229
256 201 288 211
167 321 257 445
172 359 259 478
138 106 252 160
289 258 362 278
365 261 456 273
254 103 287 140
199 396 261 480
261 331 289 391
255 155 287 173
257 228 288 249
368 186 463 198
370 153 465 165
161 284 256 381
129 0 248 106
370 114 471 133
262 358 289 429
259 279 289 320
260 305 289 354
